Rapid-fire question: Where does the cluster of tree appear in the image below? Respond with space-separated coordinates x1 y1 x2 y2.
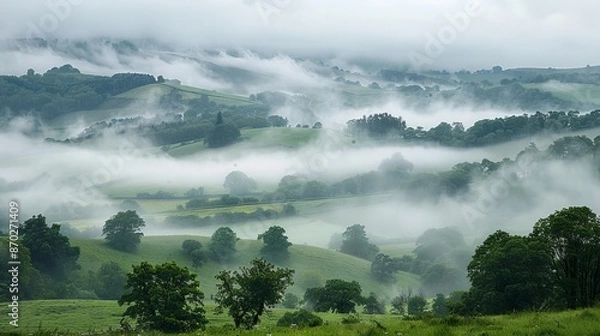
346 113 407 139
136 190 176 199
369 227 470 295
181 239 206 267
347 110 600 147
165 204 296 227
450 206 600 315
338 224 380 261
182 194 261 209
0 215 79 300
271 134 600 205
0 65 156 120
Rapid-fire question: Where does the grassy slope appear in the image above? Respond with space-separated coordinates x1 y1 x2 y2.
48 82 257 129
72 236 419 300
165 127 324 157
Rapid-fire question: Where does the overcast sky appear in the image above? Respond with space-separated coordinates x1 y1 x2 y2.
0 0 598 70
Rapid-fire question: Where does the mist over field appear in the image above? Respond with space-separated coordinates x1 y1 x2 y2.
2 2 600 332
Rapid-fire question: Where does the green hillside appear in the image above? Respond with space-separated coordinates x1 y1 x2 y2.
164 127 327 157
73 235 420 299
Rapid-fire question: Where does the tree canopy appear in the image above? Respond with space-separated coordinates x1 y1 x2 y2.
119 262 208 333
531 206 600 309
208 227 239 263
339 224 379 261
21 214 80 280
214 258 294 329
303 279 363 313
102 210 145 252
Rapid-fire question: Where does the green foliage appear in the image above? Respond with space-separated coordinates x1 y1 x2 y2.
119 261 207 333
390 295 406 315
223 170 257 195
208 227 239 263
281 292 299 309
304 279 363 313
532 206 600 309
214 258 294 329
185 198 208 209
95 261 127 300
258 225 292 261
181 239 206 267
346 113 407 139
21 214 80 280
276 309 323 327
182 239 202 255
340 224 380 261
205 123 241 148
370 253 397 283
363 292 386 314
407 296 427 316
102 210 145 252
465 230 553 314
0 240 38 299
432 294 449 316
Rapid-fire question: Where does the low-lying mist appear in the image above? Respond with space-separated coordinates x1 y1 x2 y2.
3 120 600 251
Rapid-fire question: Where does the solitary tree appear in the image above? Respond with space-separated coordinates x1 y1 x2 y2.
258 226 292 261
303 279 363 313
339 224 379 261
102 210 145 252
208 227 239 263
531 206 600 309
21 214 80 280
223 171 257 195
119 262 208 333
214 258 294 329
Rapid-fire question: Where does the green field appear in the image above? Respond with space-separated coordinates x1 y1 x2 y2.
72 235 419 300
523 82 600 106
4 300 600 335
165 127 326 157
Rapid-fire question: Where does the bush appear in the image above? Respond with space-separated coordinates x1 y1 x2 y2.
276 309 323 328
341 313 361 324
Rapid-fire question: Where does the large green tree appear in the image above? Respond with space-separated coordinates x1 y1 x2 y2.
303 279 363 313
339 224 379 261
531 206 600 309
119 262 208 333
208 227 239 263
21 214 80 280
214 258 294 329
102 210 145 252
465 230 553 314
258 225 292 261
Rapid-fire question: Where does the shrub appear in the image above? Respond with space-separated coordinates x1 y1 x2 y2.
276 309 323 328
341 313 361 324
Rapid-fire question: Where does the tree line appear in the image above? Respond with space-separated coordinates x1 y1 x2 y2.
347 110 600 147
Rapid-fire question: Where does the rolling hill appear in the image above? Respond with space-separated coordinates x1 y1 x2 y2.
73 235 420 300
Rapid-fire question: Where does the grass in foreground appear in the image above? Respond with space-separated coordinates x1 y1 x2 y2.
2 302 600 336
